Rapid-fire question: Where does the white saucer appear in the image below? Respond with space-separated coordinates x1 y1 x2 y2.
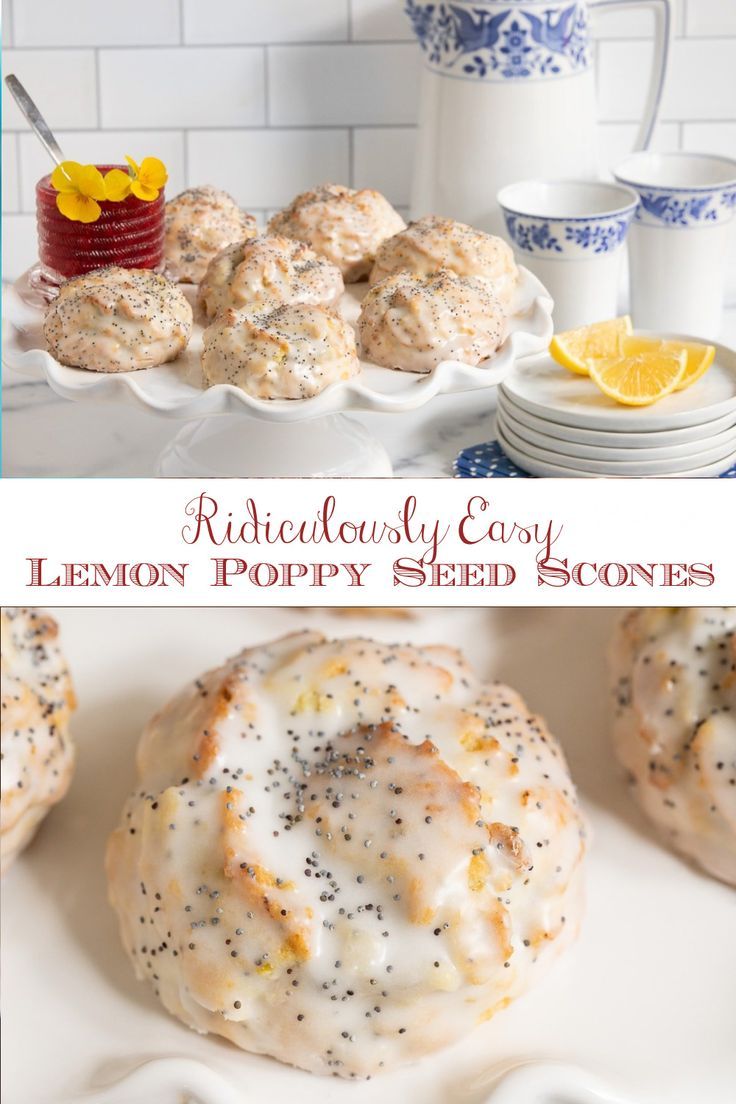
497 390 736 448
496 421 736 478
500 335 736 432
496 403 736 463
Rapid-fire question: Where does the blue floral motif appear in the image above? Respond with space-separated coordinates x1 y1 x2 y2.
635 190 730 226
564 219 629 253
504 215 563 253
405 1 591 81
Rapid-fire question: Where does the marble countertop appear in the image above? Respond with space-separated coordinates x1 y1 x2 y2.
4 307 735 479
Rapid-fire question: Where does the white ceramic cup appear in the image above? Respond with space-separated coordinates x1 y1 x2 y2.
614 152 736 338
497 179 638 331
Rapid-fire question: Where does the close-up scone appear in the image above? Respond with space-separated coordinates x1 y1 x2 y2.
370 215 519 304
268 184 406 282
201 303 360 400
610 607 736 885
43 267 193 373
198 235 344 321
165 186 258 284
358 269 507 374
107 631 586 1079
1 608 76 874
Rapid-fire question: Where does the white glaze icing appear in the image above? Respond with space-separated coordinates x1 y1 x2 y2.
165 187 258 284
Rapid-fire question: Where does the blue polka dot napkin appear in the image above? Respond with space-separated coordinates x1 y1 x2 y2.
454 440 736 479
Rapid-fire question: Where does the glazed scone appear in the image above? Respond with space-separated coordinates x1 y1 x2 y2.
165 186 258 283
268 184 405 282
1 608 76 874
43 267 192 373
358 269 507 374
370 215 519 304
202 303 360 400
107 631 586 1079
610 608 736 885
198 235 344 321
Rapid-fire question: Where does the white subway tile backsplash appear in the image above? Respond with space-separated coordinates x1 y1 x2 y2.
2 214 36 282
2 0 13 46
268 43 419 125
598 38 736 122
350 0 412 41
13 0 181 47
352 126 416 205
2 50 97 130
18 131 186 212
591 0 684 39
99 48 265 128
597 121 680 176
183 0 348 45
187 128 350 208
2 133 19 211
682 122 736 158
686 0 736 37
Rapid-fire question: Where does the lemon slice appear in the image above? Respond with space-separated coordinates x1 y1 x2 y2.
622 336 715 392
549 316 633 376
589 349 687 406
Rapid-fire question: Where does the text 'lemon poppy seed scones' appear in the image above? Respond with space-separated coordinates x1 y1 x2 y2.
610 608 736 885
43 267 193 372
268 184 406 282
107 632 586 1079
358 269 508 374
165 186 258 283
1 608 76 874
370 214 519 304
201 304 360 400
198 235 345 321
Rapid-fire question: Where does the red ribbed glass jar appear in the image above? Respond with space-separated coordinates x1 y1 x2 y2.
35 165 165 282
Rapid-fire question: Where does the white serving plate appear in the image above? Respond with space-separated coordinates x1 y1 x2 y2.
500 335 736 433
2 608 734 1104
496 421 736 478
497 391 736 448
496 402 736 463
2 268 552 422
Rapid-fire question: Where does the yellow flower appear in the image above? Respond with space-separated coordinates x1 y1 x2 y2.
103 156 167 202
50 161 106 223
103 168 133 202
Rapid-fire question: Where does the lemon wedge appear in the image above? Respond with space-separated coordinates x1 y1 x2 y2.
622 336 715 392
588 349 687 406
549 316 633 376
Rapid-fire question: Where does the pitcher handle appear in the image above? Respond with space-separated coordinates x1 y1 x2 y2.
589 0 672 150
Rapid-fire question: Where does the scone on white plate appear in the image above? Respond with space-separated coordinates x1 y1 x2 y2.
268 183 405 282
1 608 76 874
201 303 360 400
198 235 344 321
370 214 519 304
358 268 507 374
43 267 193 373
610 607 736 885
165 186 258 284
107 631 586 1079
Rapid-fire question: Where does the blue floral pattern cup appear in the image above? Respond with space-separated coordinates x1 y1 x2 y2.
497 179 638 329
614 152 736 336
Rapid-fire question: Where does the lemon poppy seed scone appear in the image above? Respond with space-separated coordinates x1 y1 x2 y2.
43 267 192 373
165 186 258 283
358 269 507 374
267 184 405 282
370 215 519 304
1 608 76 874
106 631 586 1078
610 608 736 885
202 304 360 400
198 235 344 321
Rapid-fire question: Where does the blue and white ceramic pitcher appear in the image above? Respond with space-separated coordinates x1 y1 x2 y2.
407 0 672 233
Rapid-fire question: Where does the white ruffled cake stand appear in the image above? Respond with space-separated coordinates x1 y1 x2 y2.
3 269 553 476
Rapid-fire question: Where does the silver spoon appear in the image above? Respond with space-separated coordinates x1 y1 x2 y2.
4 74 66 166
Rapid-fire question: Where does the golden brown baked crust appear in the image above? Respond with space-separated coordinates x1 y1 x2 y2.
1 608 76 873
165 186 258 283
108 631 586 1078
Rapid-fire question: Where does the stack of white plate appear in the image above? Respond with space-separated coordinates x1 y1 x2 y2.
497 338 736 478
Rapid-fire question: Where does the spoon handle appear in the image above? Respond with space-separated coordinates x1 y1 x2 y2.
4 74 66 166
